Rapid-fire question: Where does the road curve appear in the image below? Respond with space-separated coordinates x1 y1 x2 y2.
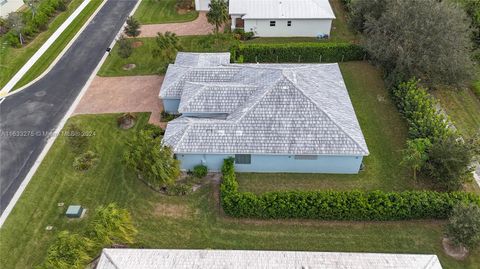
0 0 138 214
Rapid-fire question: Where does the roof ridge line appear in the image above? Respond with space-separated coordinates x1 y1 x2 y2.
282 71 369 155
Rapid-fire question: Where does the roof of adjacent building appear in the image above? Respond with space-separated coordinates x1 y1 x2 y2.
229 0 336 19
161 57 369 156
174 52 231 67
96 249 443 269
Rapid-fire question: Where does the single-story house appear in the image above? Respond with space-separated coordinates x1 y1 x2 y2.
159 53 369 174
194 0 210 11
96 248 443 269
195 0 335 37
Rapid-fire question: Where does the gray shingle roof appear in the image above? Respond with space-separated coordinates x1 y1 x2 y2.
161 54 369 156
174 52 231 67
96 249 443 269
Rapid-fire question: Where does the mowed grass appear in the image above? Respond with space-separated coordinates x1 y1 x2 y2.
245 0 357 44
97 35 238 77
0 0 85 89
12 0 104 90
432 88 480 138
133 0 198 24
0 114 479 269
238 61 417 193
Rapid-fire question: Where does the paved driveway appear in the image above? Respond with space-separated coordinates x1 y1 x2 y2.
139 12 217 37
0 0 138 214
74 75 164 126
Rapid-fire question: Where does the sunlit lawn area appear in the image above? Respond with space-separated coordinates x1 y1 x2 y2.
432 88 480 138
133 0 198 24
97 35 238 77
0 113 479 269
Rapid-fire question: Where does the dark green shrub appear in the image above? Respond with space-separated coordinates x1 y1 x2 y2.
391 79 453 142
220 159 480 221
117 35 133 59
193 164 208 178
160 111 178 122
142 123 165 138
232 29 254 41
73 151 98 171
231 42 366 63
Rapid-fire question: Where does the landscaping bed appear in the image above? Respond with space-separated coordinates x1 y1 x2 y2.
0 114 479 269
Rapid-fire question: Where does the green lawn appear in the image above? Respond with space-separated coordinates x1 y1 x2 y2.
133 0 198 24
432 88 480 138
97 35 238 77
238 62 419 193
12 0 104 90
245 0 357 44
0 113 479 269
0 0 86 89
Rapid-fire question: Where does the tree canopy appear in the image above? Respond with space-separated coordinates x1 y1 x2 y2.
206 0 229 33
356 0 475 87
446 203 480 249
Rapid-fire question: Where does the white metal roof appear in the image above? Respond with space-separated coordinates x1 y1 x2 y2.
96 249 443 269
229 0 336 19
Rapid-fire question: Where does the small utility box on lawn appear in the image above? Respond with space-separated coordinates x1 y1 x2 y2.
65 205 83 218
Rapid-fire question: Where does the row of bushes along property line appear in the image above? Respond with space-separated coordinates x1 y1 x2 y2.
3 0 69 47
392 79 454 141
220 158 480 221
230 42 366 63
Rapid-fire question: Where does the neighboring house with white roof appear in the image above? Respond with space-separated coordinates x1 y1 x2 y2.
96 249 443 269
195 0 336 37
159 53 369 174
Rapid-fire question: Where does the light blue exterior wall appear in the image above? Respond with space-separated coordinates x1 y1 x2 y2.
163 99 180 114
176 153 364 174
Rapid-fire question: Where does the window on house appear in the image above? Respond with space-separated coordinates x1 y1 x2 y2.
235 154 251 164
287 21 292 27
294 155 318 160
270 21 276 27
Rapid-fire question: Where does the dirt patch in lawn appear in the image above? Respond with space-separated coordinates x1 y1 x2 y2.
154 203 191 219
122 64 136 70
132 41 143 48
442 237 469 260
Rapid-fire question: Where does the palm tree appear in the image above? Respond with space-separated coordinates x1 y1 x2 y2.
152 31 181 62
206 0 228 33
401 138 431 181
23 0 41 19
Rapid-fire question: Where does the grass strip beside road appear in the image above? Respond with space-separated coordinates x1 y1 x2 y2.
12 0 104 90
0 0 85 89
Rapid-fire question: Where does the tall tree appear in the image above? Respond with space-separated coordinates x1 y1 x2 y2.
445 203 480 250
124 16 141 38
401 138 432 181
206 0 228 33
7 12 25 46
152 31 181 62
124 129 180 188
363 0 475 87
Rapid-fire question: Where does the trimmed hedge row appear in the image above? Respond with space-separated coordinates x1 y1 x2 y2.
230 42 366 63
220 158 480 221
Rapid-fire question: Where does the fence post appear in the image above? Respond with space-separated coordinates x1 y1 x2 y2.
276 55 279 63
319 55 322 63
298 55 301 63
255 55 258 63
341 55 345 62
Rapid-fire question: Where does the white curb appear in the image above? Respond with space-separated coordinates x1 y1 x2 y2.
1 0 93 95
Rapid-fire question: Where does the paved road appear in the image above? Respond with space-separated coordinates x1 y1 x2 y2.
0 0 138 214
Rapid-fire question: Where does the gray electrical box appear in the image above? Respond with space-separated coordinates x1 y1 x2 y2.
65 205 83 218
